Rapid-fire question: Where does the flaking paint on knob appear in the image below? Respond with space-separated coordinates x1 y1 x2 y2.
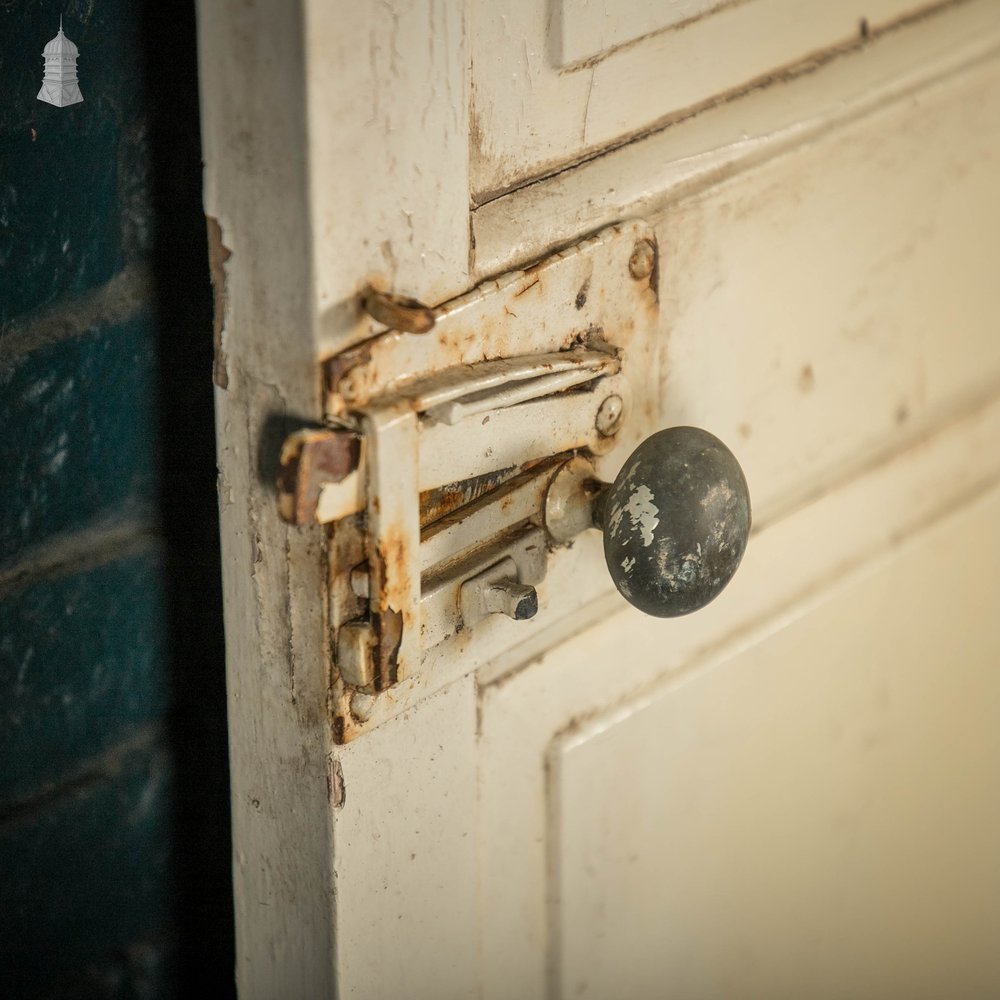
601 426 750 617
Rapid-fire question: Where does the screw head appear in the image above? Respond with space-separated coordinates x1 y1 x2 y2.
339 375 358 402
595 395 625 437
628 239 656 281
349 691 376 722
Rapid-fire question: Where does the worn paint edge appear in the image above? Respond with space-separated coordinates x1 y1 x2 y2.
206 215 232 390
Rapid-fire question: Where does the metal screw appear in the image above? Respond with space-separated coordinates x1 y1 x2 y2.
349 690 376 723
628 239 655 281
339 375 358 402
595 395 624 437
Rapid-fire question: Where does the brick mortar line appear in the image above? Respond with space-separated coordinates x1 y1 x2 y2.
0 263 154 369
0 722 166 829
0 516 163 597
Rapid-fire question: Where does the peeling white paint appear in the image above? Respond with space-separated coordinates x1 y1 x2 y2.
625 484 659 547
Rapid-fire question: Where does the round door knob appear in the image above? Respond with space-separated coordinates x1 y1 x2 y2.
599 426 750 617
545 426 751 618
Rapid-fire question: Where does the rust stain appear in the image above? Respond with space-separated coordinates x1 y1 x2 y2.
276 428 361 524
799 364 816 393
325 339 375 400
419 467 520 527
380 535 416 628
648 237 660 301
362 286 436 334
376 530 409 597
206 215 232 389
368 522 413 689
332 715 346 744
421 484 470 526
373 607 404 689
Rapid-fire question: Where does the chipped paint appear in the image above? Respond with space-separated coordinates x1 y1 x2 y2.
206 215 232 389
610 483 659 547
329 758 346 808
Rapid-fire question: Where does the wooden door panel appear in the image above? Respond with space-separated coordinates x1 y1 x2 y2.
552 484 1000 999
477 392 1000 997
472 0 939 198
472 0 1000 278
196 2 1000 996
652 54 1000 530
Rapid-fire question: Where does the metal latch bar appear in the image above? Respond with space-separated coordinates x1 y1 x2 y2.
416 349 618 423
363 402 420 689
314 371 626 524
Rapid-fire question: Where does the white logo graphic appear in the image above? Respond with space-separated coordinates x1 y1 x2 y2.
37 17 84 108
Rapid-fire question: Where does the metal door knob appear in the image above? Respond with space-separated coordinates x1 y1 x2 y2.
546 426 751 617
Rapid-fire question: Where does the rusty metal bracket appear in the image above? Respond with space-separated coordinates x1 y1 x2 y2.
277 221 661 741
277 428 361 526
361 287 437 334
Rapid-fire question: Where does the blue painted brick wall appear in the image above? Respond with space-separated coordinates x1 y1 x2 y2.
0 316 161 560
0 2 231 996
0 548 170 807
0 741 178 1000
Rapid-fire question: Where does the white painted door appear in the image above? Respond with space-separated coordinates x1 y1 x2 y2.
196 2 1000 997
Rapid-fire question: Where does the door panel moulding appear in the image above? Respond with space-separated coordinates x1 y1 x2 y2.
471 0 1000 276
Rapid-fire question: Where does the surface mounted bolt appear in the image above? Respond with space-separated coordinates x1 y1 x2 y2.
337 620 376 687
349 690 376 723
483 579 538 620
339 375 359 402
460 557 539 627
544 456 605 544
628 239 656 281
595 394 625 437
